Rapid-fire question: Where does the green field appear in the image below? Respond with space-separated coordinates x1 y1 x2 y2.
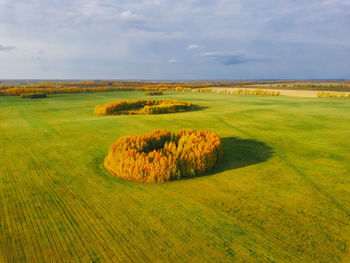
1 91 350 262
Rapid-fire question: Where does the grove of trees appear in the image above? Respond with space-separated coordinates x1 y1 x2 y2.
104 129 223 182
94 99 193 115
145 91 163 96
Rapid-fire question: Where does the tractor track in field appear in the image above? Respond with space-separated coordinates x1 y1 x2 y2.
210 113 350 218
1 122 303 262
2 94 350 262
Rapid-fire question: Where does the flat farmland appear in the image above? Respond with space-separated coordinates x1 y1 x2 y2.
1 91 350 262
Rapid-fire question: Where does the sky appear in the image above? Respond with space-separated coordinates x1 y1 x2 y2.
0 0 349 79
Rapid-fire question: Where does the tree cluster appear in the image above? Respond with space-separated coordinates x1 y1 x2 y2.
104 129 223 183
0 86 145 96
317 91 350 98
195 88 280 96
145 91 163 96
275 82 350 91
94 99 192 115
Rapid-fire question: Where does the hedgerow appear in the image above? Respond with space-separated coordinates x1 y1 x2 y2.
195 88 280 96
104 129 223 183
94 99 192 115
145 91 163 96
317 91 350 98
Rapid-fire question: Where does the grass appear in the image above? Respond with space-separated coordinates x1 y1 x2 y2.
1 91 350 262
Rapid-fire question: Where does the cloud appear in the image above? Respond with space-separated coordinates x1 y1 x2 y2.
0 44 15 51
120 10 145 23
199 51 267 65
0 0 348 78
187 44 199 50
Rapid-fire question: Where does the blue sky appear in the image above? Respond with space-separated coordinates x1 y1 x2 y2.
0 0 349 79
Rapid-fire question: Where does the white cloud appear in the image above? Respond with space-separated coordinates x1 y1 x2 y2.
120 10 144 23
187 44 199 50
0 0 348 78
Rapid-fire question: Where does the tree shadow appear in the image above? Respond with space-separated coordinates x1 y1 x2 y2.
212 137 274 173
190 104 209 112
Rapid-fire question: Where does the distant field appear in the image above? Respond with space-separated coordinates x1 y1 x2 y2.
1 91 350 262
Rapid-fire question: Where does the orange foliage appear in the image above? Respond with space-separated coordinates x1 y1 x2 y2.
104 129 223 183
0 86 144 96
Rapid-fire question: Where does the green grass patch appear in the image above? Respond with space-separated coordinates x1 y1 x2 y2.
1 91 350 262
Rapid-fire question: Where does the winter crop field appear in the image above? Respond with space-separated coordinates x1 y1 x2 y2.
1 91 350 262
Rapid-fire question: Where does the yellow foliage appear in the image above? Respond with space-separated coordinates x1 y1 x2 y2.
104 129 223 183
195 88 280 96
94 99 192 115
232 89 280 96
317 91 349 98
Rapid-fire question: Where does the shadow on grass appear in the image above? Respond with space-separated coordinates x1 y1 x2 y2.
190 104 209 112
213 137 273 173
